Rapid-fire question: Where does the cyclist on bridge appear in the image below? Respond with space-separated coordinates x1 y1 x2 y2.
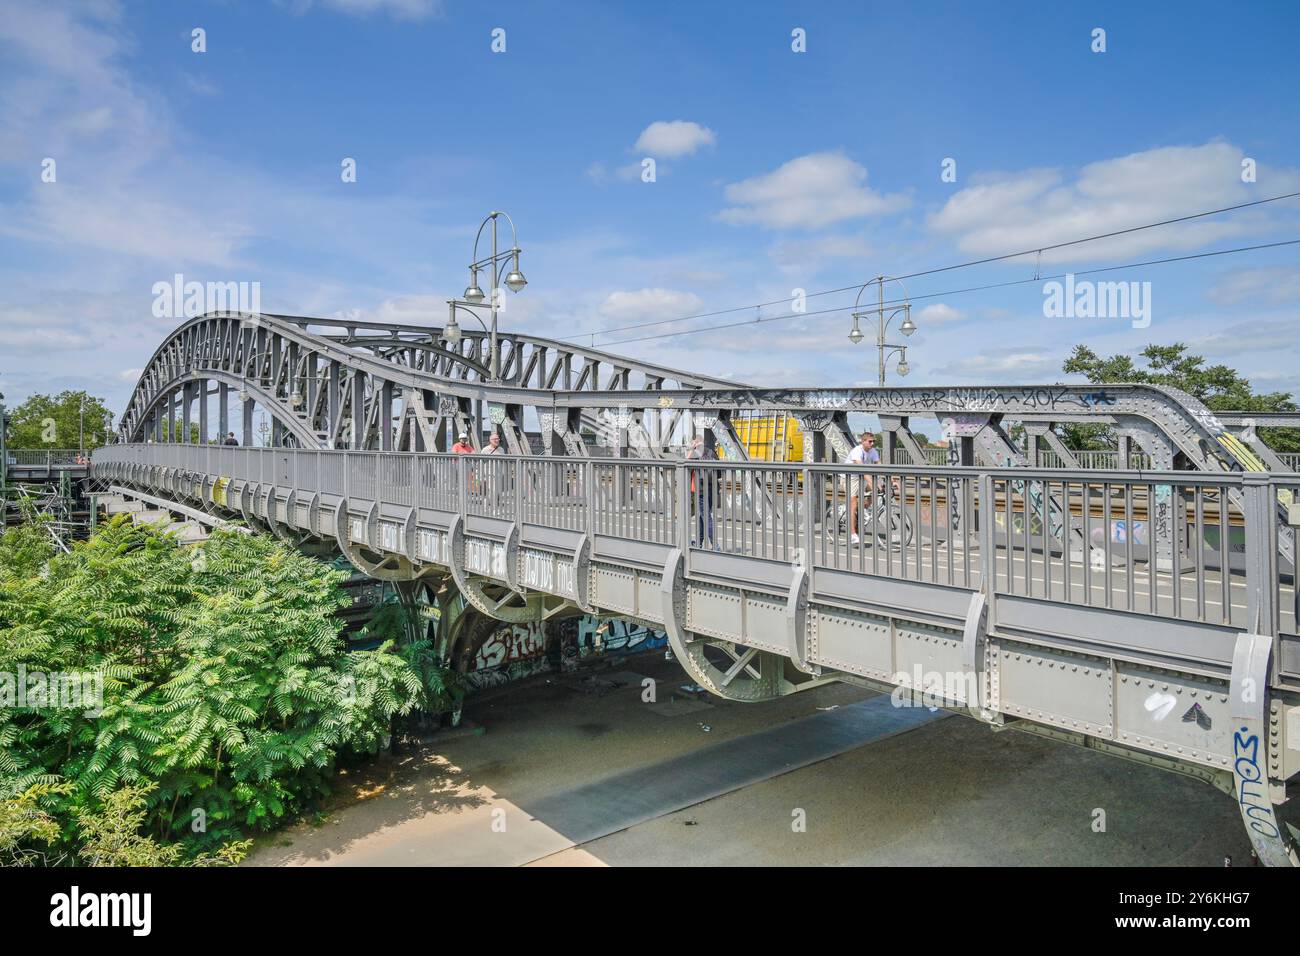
847 431 880 545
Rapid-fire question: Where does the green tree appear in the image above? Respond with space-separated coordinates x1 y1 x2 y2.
362 598 466 718
0 783 72 867
73 784 248 866
7 391 114 450
1062 343 1300 453
0 516 425 863
154 418 202 443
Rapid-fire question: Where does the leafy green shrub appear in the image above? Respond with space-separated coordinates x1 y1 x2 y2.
0 516 425 863
361 597 466 717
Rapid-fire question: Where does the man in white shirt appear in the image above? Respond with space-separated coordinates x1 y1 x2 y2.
478 431 507 508
846 431 880 543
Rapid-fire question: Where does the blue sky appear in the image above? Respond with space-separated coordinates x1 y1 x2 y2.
2 0 1299 427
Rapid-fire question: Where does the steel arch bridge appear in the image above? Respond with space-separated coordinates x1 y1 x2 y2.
99 310 1300 865
121 311 1289 471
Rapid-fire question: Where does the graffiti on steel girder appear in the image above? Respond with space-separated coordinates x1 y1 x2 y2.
684 386 1083 413
1234 727 1284 843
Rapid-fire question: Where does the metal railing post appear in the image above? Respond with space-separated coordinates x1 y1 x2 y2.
675 460 691 571
978 471 996 610
584 458 595 535
457 453 468 523
801 464 815 589
514 455 523 522
1243 473 1278 644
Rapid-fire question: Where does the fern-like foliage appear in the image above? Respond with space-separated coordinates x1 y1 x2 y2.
0 516 424 864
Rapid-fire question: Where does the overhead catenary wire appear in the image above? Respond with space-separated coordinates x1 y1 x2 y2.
565 190 1300 343
594 237 1300 347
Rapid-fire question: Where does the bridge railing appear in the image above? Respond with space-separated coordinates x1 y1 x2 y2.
418 455 461 513
94 444 1294 646
908 447 1157 468
594 460 677 544
808 465 980 588
982 470 1249 627
464 455 516 520
521 458 588 532
689 460 805 562
5 449 89 467
1272 475 1300 641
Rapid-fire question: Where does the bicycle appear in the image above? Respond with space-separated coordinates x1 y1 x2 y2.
825 476 913 550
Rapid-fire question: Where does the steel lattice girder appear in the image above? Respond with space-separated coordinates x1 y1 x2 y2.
121 312 1274 478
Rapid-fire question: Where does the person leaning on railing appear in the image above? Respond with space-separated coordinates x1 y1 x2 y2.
449 430 477 494
687 435 720 550
479 431 506 506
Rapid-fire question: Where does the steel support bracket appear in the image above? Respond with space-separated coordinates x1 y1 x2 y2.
962 590 998 722
572 532 595 613
785 564 816 675
1230 631 1299 866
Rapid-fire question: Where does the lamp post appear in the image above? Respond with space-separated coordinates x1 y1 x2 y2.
849 275 917 386
441 301 493 449
459 211 527 383
441 299 491 346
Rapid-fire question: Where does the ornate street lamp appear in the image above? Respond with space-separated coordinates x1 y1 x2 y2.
461 211 527 382
849 275 918 386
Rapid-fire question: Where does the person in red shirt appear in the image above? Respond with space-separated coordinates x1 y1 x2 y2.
452 431 474 454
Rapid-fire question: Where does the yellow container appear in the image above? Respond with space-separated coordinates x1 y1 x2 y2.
731 414 804 462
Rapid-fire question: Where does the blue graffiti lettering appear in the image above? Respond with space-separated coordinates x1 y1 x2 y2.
1234 727 1281 839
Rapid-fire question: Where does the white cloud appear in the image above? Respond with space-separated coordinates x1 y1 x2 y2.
928 142 1300 263
598 288 703 323
183 74 219 97
1207 266 1300 306
674 269 728 285
119 367 143 382
634 120 716 159
916 303 964 325
718 152 909 230
0 326 93 352
768 233 872 278
0 293 153 363
1192 316 1300 358
933 348 1061 381
585 160 653 184
0 1 167 172
0 2 248 266
283 0 442 20
3 186 249 266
